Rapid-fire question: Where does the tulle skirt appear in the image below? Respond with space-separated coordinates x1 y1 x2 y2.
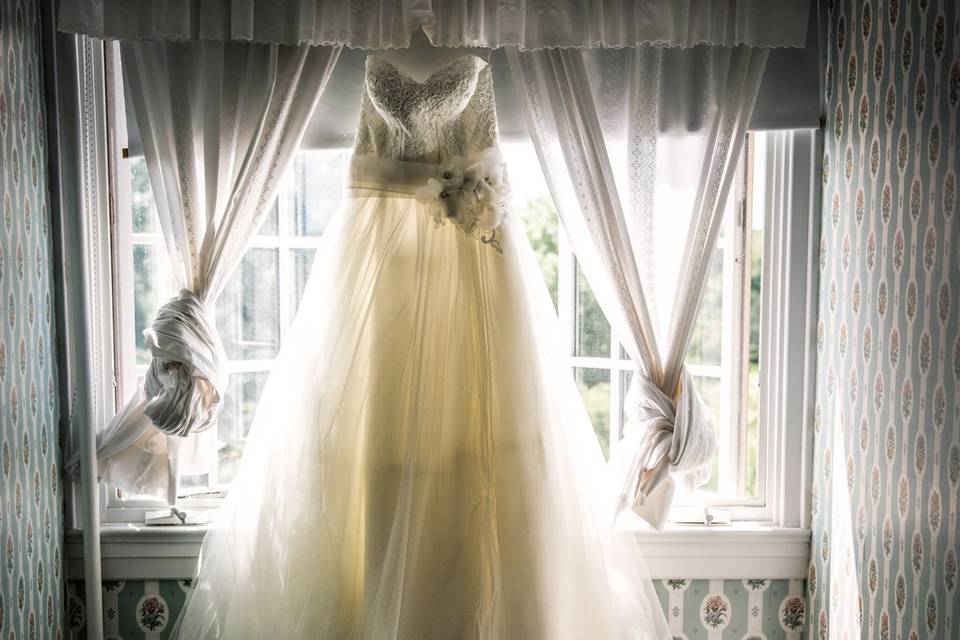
172 189 669 639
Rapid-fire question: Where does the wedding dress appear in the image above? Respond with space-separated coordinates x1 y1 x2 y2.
173 54 668 640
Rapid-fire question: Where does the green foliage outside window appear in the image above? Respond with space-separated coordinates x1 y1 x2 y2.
518 194 560 309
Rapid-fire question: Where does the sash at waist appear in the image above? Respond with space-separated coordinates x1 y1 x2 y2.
344 150 509 246
346 154 477 199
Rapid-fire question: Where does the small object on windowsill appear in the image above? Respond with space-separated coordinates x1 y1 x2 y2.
669 506 732 526
145 508 209 526
703 507 732 525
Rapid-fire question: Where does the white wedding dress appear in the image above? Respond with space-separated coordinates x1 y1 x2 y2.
173 54 668 640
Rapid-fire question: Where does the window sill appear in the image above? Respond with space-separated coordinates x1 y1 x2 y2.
66 523 810 581
629 523 810 579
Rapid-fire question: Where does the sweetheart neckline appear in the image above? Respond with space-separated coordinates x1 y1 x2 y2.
365 53 487 86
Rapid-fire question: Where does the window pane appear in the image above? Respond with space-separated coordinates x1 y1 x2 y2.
130 157 156 233
575 367 611 458
745 202 765 498
217 371 270 486
574 262 611 357
133 244 161 365
504 142 560 310
257 202 280 236
216 248 281 360
517 194 559 309
617 368 633 444
179 471 212 494
692 374 722 491
685 247 724 366
291 150 348 236
289 248 317 318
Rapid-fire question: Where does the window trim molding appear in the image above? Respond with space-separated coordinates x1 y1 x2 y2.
65 524 812 581
633 525 811 579
58 34 818 579
755 129 820 530
665 129 819 526
42 7 113 634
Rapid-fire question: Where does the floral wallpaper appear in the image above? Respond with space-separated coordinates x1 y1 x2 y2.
812 0 959 638
655 579 806 639
64 578 805 639
27 0 960 638
0 0 65 638
65 581 191 640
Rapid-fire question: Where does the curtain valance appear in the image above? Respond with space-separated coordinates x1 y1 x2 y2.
59 0 810 49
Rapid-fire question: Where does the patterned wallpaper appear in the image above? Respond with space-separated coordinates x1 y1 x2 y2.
65 581 192 640
654 579 806 639
0 0 65 638
812 0 959 639
64 578 805 639
31 0 960 639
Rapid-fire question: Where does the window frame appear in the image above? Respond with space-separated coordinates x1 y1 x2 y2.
551 130 820 526
55 36 816 580
101 168 332 522
99 43 347 520
664 129 820 528
103 127 820 528
665 136 767 518
753 128 820 530
556 215 760 510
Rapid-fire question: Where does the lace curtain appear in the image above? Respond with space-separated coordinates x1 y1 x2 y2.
507 45 768 528
66 39 341 503
58 0 811 49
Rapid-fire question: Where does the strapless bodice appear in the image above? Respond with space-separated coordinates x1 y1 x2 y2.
352 55 498 163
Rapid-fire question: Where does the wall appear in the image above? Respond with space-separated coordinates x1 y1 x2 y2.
653 579 806 639
812 0 959 638
64 578 805 639
0 0 64 638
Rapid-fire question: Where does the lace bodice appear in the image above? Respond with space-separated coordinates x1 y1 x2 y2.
353 55 498 163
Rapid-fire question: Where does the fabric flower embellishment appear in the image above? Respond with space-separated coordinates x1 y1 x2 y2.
415 148 509 242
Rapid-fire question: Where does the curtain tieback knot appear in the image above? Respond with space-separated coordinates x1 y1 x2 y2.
616 369 716 528
141 289 227 437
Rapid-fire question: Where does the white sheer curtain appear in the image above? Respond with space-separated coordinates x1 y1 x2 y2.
508 45 768 529
58 0 811 49
66 40 341 503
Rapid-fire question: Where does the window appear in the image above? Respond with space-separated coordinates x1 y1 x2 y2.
507 141 766 513
55 36 814 588
100 46 814 527
113 152 347 499
109 136 766 511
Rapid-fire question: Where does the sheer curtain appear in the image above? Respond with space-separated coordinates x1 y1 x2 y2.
58 0 811 49
66 40 341 504
508 45 768 528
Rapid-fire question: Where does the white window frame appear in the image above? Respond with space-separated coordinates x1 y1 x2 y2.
754 129 820 530
101 168 330 523
554 130 819 528
98 41 341 522
665 133 775 521
670 129 820 529
554 178 746 504
57 35 816 579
